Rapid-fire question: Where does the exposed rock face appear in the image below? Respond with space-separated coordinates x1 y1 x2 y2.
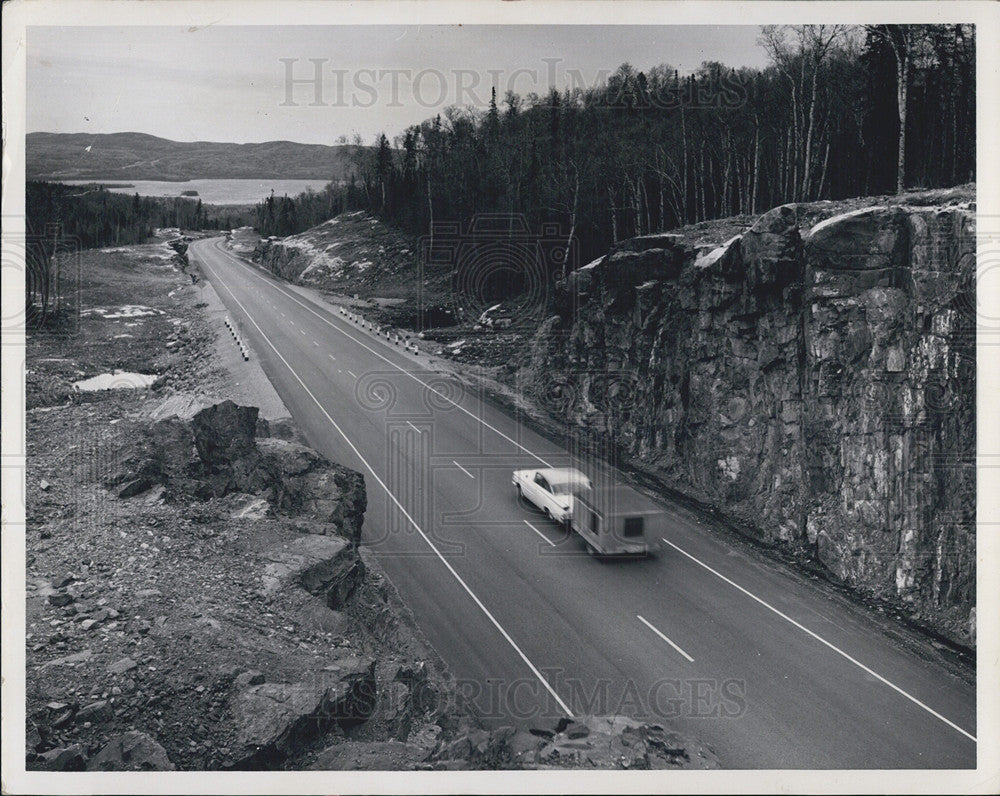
520 200 975 641
255 239 314 283
253 212 420 291
803 206 975 619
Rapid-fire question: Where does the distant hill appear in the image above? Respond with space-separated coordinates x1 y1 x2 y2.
26 132 365 182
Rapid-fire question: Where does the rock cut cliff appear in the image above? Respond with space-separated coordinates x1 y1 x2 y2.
520 190 976 643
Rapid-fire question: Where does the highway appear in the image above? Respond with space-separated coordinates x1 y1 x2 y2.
191 236 976 769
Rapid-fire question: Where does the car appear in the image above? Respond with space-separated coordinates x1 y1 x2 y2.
512 467 592 523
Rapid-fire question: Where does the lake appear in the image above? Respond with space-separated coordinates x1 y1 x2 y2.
58 178 333 205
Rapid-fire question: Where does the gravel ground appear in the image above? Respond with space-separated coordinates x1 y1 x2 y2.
23 235 461 771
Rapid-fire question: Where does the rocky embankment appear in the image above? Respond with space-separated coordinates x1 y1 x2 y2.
252 211 427 296
519 187 975 644
25 235 718 771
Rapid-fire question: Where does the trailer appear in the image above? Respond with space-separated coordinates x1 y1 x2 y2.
570 484 664 556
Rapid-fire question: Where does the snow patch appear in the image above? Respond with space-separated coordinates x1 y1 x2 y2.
100 244 176 261
82 305 165 319
806 206 883 239
299 255 346 280
694 236 741 270
73 371 158 392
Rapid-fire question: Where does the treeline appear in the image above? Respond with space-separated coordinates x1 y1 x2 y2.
254 186 348 238
24 181 255 326
25 181 255 248
259 24 974 267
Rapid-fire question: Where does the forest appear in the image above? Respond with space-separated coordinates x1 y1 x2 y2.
25 181 255 248
256 24 975 266
25 24 975 326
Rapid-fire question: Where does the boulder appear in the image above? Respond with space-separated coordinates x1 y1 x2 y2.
75 699 112 723
38 743 87 771
191 400 259 466
257 438 367 538
261 535 364 608
26 719 43 753
86 731 175 771
47 592 74 607
234 656 376 762
107 657 138 675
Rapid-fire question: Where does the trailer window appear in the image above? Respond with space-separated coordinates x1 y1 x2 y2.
622 516 644 537
590 508 599 534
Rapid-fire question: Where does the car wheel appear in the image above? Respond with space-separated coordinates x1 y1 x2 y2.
544 507 552 520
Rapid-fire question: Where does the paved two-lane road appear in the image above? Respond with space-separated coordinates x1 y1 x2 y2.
191 236 975 769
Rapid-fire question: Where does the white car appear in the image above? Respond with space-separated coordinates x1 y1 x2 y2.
512 467 593 523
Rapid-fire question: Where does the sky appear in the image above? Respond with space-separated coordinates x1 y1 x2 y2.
27 25 772 146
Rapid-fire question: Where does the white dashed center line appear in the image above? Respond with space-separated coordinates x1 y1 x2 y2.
523 520 555 548
637 614 694 662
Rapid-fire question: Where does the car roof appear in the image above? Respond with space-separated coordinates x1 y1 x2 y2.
534 467 591 486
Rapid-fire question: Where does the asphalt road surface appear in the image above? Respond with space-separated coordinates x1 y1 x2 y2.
191 237 976 769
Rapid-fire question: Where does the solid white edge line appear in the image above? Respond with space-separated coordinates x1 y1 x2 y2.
660 536 976 743
198 250 574 719
636 614 694 663
453 460 475 479
210 241 553 468
523 520 556 548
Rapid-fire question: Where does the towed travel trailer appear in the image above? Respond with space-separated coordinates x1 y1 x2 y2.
570 484 664 556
